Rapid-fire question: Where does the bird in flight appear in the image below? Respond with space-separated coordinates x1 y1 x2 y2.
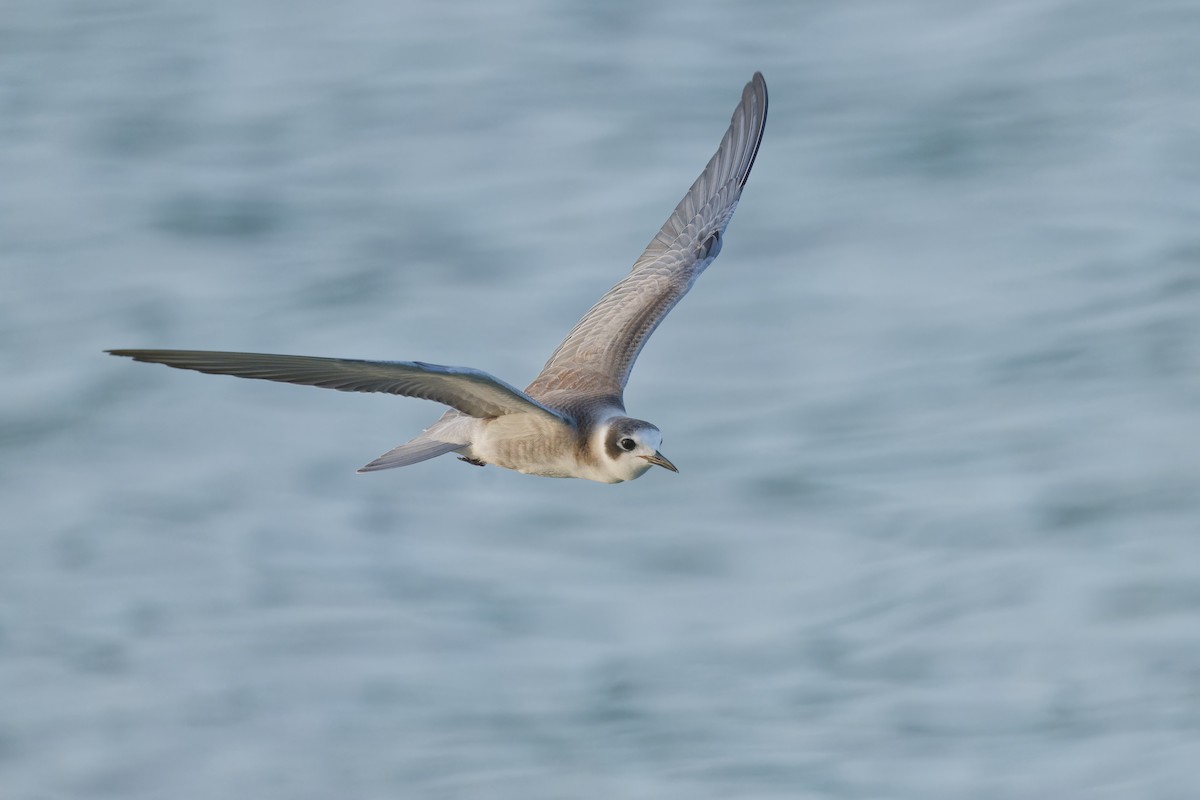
109 73 767 483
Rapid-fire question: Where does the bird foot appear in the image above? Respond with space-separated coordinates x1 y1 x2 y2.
458 456 487 467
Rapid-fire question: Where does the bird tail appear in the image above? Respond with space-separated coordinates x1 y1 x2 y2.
357 436 465 472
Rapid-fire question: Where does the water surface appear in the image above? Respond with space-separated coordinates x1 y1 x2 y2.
2 1 1199 797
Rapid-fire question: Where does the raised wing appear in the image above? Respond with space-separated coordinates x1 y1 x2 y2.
525 72 767 403
107 349 568 422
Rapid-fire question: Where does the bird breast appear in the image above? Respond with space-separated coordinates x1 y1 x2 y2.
468 413 589 478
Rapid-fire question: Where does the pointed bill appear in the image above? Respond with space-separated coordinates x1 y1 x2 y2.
641 451 679 472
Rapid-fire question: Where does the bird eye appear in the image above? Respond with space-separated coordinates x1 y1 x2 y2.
619 437 636 451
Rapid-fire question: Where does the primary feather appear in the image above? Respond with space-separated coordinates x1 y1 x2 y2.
105 350 566 423
525 72 768 403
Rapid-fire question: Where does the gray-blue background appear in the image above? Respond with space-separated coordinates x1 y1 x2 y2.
3 1 1198 797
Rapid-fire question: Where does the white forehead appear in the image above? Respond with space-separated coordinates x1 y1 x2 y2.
594 418 663 456
641 427 663 447
621 426 662 451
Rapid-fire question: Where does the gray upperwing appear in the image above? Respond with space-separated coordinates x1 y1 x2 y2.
525 72 768 401
107 349 568 422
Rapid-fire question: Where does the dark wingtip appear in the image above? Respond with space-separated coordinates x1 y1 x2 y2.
738 72 768 190
107 349 147 361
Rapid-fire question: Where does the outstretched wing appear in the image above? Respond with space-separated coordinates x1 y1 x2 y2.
525 72 768 402
107 349 568 422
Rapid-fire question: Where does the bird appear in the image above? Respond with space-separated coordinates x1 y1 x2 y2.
108 73 767 484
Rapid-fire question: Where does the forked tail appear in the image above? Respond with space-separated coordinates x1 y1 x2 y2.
357 437 465 472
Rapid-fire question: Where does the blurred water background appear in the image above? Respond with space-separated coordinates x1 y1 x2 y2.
3 1 1199 797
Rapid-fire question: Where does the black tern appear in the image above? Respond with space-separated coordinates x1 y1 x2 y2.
109 73 768 483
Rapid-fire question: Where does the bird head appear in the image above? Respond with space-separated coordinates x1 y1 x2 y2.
597 417 678 483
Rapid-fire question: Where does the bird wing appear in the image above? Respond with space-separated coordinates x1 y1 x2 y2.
525 72 767 403
107 349 569 422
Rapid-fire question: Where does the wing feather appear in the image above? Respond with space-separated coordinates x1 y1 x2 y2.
107 349 567 422
526 72 767 401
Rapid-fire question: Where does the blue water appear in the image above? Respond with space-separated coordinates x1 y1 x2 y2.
3 1 1199 797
